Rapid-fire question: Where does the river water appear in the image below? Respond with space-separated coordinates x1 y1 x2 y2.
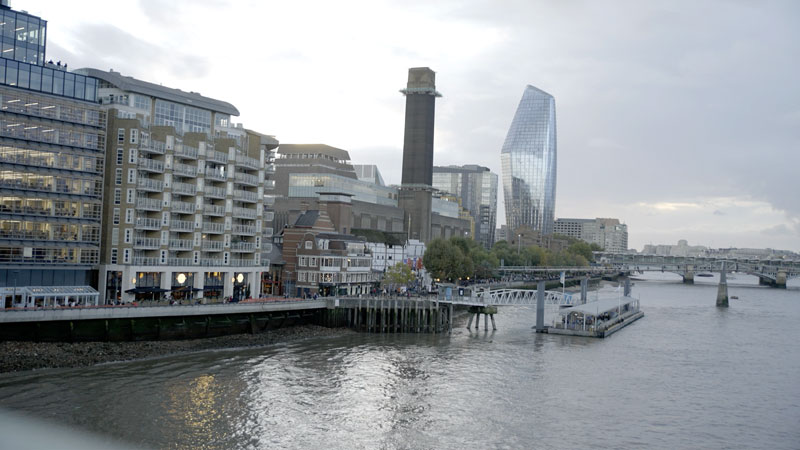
1 275 799 449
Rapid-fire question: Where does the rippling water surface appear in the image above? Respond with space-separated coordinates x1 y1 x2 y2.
1 276 799 449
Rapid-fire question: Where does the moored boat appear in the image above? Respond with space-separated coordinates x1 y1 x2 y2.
548 296 643 338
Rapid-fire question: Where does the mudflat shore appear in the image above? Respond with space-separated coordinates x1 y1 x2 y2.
0 325 353 373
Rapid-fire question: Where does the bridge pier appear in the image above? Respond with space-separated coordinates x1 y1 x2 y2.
580 277 588 304
717 262 728 307
535 280 546 332
776 271 787 289
683 265 695 284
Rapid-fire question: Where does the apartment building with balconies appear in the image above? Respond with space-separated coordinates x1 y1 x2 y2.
75 68 278 304
0 5 106 307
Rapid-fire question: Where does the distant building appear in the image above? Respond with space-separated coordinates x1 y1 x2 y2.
76 68 277 304
432 165 498 248
555 218 629 252
495 225 509 244
281 209 374 297
501 85 557 235
509 226 570 253
0 6 106 307
273 141 470 241
642 240 706 257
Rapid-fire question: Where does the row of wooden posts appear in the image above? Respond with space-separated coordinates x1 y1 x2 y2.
325 299 456 334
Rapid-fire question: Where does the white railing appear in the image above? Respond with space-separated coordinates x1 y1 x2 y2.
264 163 276 173
233 206 257 219
231 258 256 267
169 239 194 250
204 204 225 216
264 211 275 221
168 257 193 266
236 154 259 169
263 195 276 206
170 219 194 232
202 222 225 233
137 177 163 192
234 172 259 186
138 157 164 172
263 179 276 189
233 189 258 202
172 181 196 196
233 224 256 235
141 142 165 155
135 217 161 230
174 162 197 177
231 242 255 252
205 168 227 181
136 197 162 211
202 241 224 251
200 258 224 266
172 200 196 214
207 150 228 164
175 145 198 159
134 236 161 249
133 256 160 265
204 185 226 198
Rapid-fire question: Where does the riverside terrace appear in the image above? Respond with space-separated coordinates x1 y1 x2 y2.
0 278 604 341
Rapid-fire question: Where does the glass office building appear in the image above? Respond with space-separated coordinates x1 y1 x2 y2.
500 85 557 234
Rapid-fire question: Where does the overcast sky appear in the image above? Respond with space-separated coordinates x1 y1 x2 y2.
29 0 800 251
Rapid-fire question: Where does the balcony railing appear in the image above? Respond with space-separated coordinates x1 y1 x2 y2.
138 157 165 173
136 197 162 211
175 145 198 159
236 154 259 170
264 211 275 221
172 181 196 196
207 150 228 164
233 189 258 203
263 179 276 190
174 162 197 177
203 204 225 216
231 258 257 267
134 236 161 249
202 241 224 252
205 168 227 181
233 224 256 235
135 217 161 230
200 258 225 266
231 241 255 252
205 185 226 199
137 177 163 192
264 163 276 173
234 172 259 186
233 206 257 219
140 142 165 155
167 257 194 266
169 239 194 251
202 222 224 234
263 195 276 206
133 256 160 265
170 219 194 232
172 200 196 214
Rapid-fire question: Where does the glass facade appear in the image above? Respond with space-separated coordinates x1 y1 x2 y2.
500 85 557 234
432 165 498 248
154 99 211 134
288 173 398 206
0 9 46 66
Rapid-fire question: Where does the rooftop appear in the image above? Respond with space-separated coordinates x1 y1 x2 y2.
75 68 240 116
278 144 351 161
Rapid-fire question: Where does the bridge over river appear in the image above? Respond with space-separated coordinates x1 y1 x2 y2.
595 252 800 288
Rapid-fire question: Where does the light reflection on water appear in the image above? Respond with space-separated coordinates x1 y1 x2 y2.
0 277 799 449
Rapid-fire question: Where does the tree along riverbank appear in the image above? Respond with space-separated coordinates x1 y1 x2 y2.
0 325 354 373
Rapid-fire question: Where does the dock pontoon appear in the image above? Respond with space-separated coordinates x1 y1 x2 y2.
549 296 643 338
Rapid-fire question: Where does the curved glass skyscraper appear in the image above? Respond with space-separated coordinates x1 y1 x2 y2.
500 85 557 234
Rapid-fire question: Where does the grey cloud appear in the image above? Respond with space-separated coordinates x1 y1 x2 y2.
48 23 210 81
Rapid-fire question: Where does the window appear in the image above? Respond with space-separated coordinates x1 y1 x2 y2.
110 248 118 264
113 208 120 225
305 240 312 249
116 148 124 165
111 228 119 245
125 209 133 224
133 95 151 111
126 189 134 204
115 168 122 185
123 248 130 264
127 169 135 184
310 257 317 267
124 229 132 244
117 128 125 144
128 148 136 164
114 188 121 205
130 129 138 144
299 256 307 267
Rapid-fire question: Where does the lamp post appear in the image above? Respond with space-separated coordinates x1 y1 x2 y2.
517 234 521 256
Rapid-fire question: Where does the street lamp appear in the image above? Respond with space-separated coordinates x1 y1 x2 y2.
517 234 521 256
